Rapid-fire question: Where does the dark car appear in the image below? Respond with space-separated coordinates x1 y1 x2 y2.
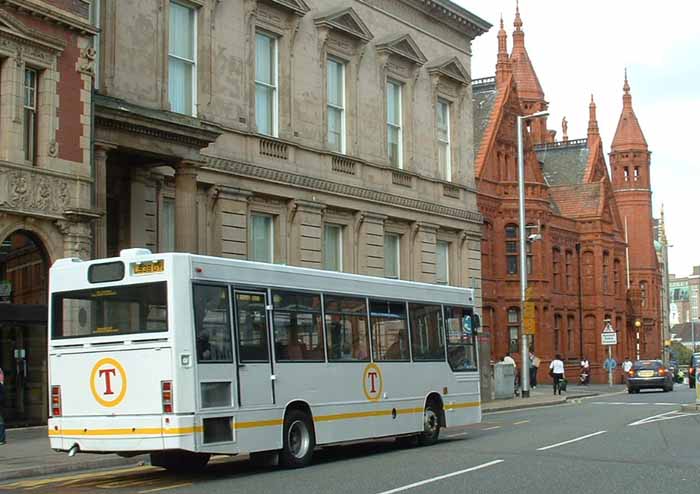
627 360 674 393
689 353 700 388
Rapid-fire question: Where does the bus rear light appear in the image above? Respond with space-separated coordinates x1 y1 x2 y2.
161 381 173 414
51 386 62 417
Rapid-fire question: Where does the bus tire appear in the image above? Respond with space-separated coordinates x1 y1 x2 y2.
150 451 210 472
279 409 315 469
417 400 441 446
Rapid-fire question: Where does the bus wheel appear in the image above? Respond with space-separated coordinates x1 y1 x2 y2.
280 410 316 468
150 451 210 472
417 401 441 446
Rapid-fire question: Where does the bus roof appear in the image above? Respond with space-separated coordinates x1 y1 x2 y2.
51 250 474 307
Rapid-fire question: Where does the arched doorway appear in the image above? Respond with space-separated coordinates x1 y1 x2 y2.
0 231 50 426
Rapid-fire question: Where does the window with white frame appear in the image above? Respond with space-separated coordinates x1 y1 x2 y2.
384 233 400 279
436 241 449 285
255 32 278 137
250 214 274 263
24 68 38 163
323 224 342 271
168 1 197 115
437 99 451 181
386 80 402 168
327 58 345 153
161 197 175 252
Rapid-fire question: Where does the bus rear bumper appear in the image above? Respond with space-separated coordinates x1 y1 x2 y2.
48 415 198 454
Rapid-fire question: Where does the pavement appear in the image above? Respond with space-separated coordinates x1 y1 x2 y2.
0 383 626 482
1 385 697 494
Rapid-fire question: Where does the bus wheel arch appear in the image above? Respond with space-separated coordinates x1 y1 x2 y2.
418 393 444 446
280 401 316 468
424 392 446 428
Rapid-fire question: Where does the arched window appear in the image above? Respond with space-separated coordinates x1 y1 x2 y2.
613 259 621 295
552 248 561 291
565 250 573 292
508 308 520 353
567 315 575 355
640 281 648 308
505 224 518 275
603 251 610 293
582 251 595 294
553 314 562 352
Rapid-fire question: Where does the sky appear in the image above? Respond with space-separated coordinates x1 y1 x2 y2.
455 0 700 277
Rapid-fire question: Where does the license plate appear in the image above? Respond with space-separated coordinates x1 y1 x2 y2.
638 370 654 377
133 260 165 275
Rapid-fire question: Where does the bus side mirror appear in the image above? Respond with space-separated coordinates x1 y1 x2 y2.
472 314 481 334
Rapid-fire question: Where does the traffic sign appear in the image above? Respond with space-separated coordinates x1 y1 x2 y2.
601 323 617 346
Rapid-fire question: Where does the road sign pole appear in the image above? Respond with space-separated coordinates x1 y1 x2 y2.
608 345 613 388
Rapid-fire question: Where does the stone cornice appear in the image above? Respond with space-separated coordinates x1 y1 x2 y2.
0 7 66 53
1 0 97 35
398 0 491 39
204 155 483 224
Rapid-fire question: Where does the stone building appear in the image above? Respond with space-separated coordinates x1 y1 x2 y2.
90 0 490 392
0 0 97 424
473 8 663 383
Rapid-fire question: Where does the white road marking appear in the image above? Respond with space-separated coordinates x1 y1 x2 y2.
591 401 678 407
536 430 607 451
373 459 504 494
483 426 501 430
628 410 699 426
513 420 530 425
446 431 470 438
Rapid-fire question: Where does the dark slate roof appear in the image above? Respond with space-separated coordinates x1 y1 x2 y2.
535 139 589 186
472 77 498 157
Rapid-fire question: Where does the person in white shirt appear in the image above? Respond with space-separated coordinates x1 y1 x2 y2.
580 357 590 385
502 354 518 396
549 354 566 395
622 357 633 382
503 354 516 366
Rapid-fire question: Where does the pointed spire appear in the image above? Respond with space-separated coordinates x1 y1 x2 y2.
509 1 544 101
495 15 511 86
588 94 599 141
612 70 648 151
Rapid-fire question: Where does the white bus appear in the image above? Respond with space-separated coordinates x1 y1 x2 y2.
48 249 481 469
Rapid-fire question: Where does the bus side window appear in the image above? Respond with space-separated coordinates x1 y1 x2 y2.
370 299 409 362
324 295 370 362
272 291 325 362
444 306 476 371
193 284 233 363
408 303 445 361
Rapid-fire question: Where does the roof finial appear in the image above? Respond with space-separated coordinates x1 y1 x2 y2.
496 13 511 86
562 116 568 142
588 94 600 140
659 203 668 244
623 68 630 94
514 0 523 31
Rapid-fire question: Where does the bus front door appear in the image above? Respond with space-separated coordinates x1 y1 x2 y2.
234 290 274 406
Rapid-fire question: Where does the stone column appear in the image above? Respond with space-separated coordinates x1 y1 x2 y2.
93 144 113 258
413 222 439 284
174 161 198 253
56 220 93 261
288 200 324 269
216 185 252 259
356 212 386 277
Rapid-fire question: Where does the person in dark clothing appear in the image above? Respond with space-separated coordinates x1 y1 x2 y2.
0 366 6 445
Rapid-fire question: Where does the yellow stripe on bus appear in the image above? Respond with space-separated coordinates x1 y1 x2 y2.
47 402 480 437
48 426 203 437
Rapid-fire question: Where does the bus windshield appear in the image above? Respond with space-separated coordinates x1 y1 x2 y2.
51 282 168 339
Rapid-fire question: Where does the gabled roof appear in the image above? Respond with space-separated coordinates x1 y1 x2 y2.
536 139 590 186
427 56 470 85
0 8 66 51
314 7 373 42
376 33 427 66
549 183 602 219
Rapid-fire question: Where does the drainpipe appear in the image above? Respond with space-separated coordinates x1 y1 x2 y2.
576 243 584 361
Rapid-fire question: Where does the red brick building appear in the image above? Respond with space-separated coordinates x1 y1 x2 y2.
473 9 662 382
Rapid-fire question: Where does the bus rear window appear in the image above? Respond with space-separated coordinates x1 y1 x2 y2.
52 282 168 339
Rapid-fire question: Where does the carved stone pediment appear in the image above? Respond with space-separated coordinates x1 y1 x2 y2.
376 33 427 66
314 7 373 42
0 8 65 53
258 0 310 17
428 56 470 86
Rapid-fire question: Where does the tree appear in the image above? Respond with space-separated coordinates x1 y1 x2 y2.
669 341 692 366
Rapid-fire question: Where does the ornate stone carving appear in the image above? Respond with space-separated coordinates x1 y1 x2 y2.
0 166 74 216
78 47 96 75
48 140 58 157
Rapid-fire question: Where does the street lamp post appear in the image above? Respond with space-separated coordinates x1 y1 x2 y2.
517 110 549 399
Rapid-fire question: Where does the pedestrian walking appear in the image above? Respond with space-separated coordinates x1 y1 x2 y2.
622 357 633 382
580 357 591 385
502 354 518 396
549 354 565 395
0 366 6 445
529 351 540 389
